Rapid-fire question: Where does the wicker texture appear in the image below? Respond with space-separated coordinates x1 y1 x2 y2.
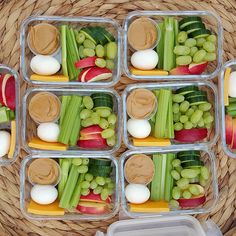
0 0 235 235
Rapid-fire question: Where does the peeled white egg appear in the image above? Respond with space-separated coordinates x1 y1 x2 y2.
0 131 11 158
125 184 150 204
131 49 159 70
127 119 151 138
37 123 60 142
30 55 60 75
31 185 58 205
229 71 236 97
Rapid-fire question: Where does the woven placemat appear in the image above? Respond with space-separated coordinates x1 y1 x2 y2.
0 0 235 235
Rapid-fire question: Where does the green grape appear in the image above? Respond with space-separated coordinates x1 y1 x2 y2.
172 159 181 168
190 47 198 57
175 166 183 173
101 188 109 200
203 41 216 53
106 59 115 70
82 158 89 165
107 136 116 147
95 58 106 68
96 176 106 186
172 186 181 200
181 169 199 178
198 118 205 128
93 186 103 194
196 37 206 47
78 165 88 174
101 128 115 139
83 48 95 57
83 96 94 110
193 49 207 63
200 166 209 180
184 121 193 129
81 181 90 189
173 94 185 103
190 110 203 124
99 118 109 129
76 32 85 44
177 31 188 43
189 185 200 196
182 190 192 199
205 123 212 129
207 35 217 43
180 115 188 123
85 173 93 182
72 158 82 166
192 123 198 128
96 108 111 118
176 55 192 66
198 102 212 111
186 108 194 117
204 52 216 62
90 180 98 189
191 105 198 111
108 113 117 125
185 38 197 48
173 45 190 56
169 199 180 209
109 124 116 130
107 182 115 189
180 101 190 113
204 115 214 124
200 176 208 187
80 109 93 120
203 111 211 118
173 113 181 122
79 45 85 58
81 117 94 127
107 188 114 195
177 178 189 190
105 177 112 184
174 122 184 131
91 112 101 124
106 42 117 59
81 188 90 196
83 39 96 49
95 44 105 57
173 103 180 114
171 170 181 180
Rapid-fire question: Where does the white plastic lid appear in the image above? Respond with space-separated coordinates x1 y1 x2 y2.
95 216 223 236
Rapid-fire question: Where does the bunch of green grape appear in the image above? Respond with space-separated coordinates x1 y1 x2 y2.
172 94 214 131
80 96 117 146
80 173 115 201
174 32 217 66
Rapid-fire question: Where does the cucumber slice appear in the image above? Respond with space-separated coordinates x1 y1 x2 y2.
183 22 206 34
177 150 200 157
187 96 208 105
89 165 112 177
94 26 115 42
90 27 108 45
94 100 113 109
179 156 201 162
89 158 111 166
176 86 199 95
185 91 207 99
80 28 98 44
91 93 113 100
179 16 202 30
189 29 211 39
182 160 204 168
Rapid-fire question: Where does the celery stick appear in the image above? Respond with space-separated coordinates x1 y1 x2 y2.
163 17 175 71
154 89 171 138
58 159 72 199
156 22 164 69
164 153 175 201
151 154 163 200
59 164 79 208
160 154 167 200
60 96 71 126
61 26 68 76
166 90 174 138
69 173 85 208
70 28 80 59
173 19 179 68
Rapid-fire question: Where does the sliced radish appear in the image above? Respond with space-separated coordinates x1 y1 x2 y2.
170 66 191 75
0 74 4 106
84 67 112 82
80 125 103 136
178 194 206 208
188 62 208 75
78 138 107 149
78 68 92 82
230 119 236 149
174 128 208 142
225 115 233 145
4 75 15 110
75 56 97 69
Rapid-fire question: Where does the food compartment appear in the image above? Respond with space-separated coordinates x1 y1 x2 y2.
22 87 121 154
0 65 19 165
20 16 121 86
20 155 119 220
122 82 218 150
123 11 222 80
120 149 218 218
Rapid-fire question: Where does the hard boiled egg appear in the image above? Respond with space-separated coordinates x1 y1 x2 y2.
30 55 60 75
229 71 236 97
125 184 150 204
131 49 159 70
0 131 11 158
37 123 60 142
31 185 58 205
127 119 151 138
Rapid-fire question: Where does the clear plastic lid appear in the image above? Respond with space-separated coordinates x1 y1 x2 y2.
95 216 222 236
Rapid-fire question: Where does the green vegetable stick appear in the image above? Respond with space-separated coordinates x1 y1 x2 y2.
173 19 179 68
160 154 167 200
166 90 174 139
61 25 68 76
59 164 80 209
156 22 164 69
60 96 71 127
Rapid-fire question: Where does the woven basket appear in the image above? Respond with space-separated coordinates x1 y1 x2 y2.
0 0 235 235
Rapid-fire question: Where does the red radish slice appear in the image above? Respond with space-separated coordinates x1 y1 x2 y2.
174 128 208 142
3 75 15 110
230 119 236 149
170 66 191 75
75 56 97 69
0 74 4 106
188 62 208 75
178 194 206 208
85 67 112 82
225 115 233 145
78 138 107 149
78 68 92 82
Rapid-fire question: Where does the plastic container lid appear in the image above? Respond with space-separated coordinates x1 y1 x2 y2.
95 216 222 236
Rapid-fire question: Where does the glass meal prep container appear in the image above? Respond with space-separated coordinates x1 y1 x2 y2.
220 60 236 158
120 148 218 218
20 154 119 220
0 64 19 166
123 10 223 81
122 81 219 150
20 15 121 87
95 216 222 236
22 87 122 154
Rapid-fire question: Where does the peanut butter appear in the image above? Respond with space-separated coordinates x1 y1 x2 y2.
125 154 154 185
